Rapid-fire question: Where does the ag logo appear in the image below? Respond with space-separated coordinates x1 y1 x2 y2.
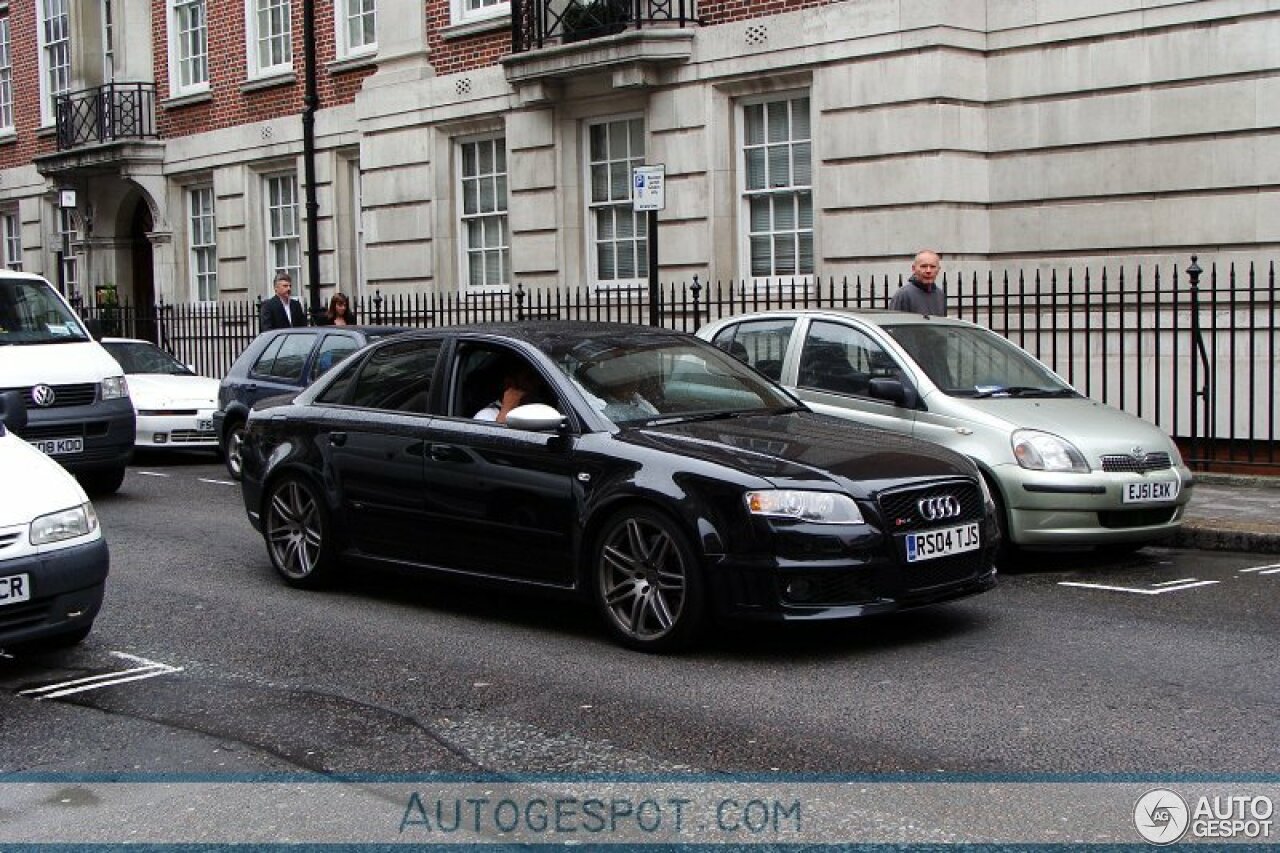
1134 789 1189 845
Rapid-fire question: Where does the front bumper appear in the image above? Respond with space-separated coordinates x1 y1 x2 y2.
15 397 135 474
0 537 109 648
997 464 1194 546
707 517 999 621
135 411 218 449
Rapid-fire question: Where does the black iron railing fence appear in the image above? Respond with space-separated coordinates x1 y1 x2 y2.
512 0 698 52
75 257 1278 473
55 82 158 150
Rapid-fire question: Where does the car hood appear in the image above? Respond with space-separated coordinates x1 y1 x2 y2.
126 374 220 409
943 395 1179 460
623 412 975 495
0 339 124 384
0 431 89 526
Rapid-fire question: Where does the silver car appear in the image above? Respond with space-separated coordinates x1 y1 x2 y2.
698 309 1193 556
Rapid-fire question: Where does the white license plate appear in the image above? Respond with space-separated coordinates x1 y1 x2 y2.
905 522 981 563
0 573 31 606
33 437 84 455
1124 480 1179 503
196 418 214 432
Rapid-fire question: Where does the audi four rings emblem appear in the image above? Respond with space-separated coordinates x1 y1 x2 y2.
917 495 961 521
31 384 57 407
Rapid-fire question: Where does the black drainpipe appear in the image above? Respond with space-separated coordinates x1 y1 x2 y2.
302 0 323 323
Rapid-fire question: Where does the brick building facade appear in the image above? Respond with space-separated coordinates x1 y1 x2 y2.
0 0 1276 312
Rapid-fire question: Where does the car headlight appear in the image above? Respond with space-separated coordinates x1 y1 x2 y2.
1168 440 1186 468
102 375 129 400
1011 429 1090 473
31 502 99 545
745 490 865 524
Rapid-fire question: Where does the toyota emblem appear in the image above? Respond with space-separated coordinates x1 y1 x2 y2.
917 495 961 521
31 384 57 407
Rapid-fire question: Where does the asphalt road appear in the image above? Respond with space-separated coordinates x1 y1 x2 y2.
3 452 1278 777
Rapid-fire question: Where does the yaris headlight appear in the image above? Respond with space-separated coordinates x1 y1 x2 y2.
745 490 865 524
31 502 98 545
1011 429 1090 473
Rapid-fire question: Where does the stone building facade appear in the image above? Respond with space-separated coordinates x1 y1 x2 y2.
0 0 1276 310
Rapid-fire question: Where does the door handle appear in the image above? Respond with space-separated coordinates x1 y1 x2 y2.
329 432 347 447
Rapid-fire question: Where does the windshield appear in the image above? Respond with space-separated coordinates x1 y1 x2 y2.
546 335 798 426
103 341 193 375
0 280 91 344
884 323 1076 398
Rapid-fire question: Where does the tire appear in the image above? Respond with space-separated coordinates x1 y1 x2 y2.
985 477 1023 572
223 421 246 481
592 507 704 653
263 475 337 589
79 466 126 496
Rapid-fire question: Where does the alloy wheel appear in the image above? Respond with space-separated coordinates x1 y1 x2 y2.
596 512 698 649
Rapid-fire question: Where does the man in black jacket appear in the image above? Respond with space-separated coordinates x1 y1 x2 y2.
260 272 307 330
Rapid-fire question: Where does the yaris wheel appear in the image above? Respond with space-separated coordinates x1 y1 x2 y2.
264 475 336 589
593 508 703 652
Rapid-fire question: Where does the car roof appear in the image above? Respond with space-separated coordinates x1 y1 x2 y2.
388 321 699 350
709 307 976 327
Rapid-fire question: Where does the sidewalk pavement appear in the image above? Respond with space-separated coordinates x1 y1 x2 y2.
1173 473 1280 554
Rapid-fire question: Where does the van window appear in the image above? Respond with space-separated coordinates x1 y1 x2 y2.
0 278 91 343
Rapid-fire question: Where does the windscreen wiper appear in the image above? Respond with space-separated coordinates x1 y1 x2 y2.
971 386 1075 399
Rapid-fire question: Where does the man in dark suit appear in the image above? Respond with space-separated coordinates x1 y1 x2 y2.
260 271 307 331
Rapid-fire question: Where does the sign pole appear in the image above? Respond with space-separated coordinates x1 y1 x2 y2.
647 209 659 326
632 164 665 327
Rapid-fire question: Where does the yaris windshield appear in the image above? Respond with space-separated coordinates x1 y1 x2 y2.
102 341 193 375
0 281 91 344
884 323 1076 398
547 334 799 426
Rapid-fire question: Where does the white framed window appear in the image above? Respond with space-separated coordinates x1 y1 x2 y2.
738 92 813 285
585 116 647 287
102 0 115 81
57 207 79 296
265 173 300 292
38 0 71 126
188 186 218 303
0 18 13 131
450 0 509 27
336 0 377 58
169 0 209 95
457 136 509 289
1 209 21 270
246 0 292 78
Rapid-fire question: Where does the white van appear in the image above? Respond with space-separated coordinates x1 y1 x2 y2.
0 273 134 494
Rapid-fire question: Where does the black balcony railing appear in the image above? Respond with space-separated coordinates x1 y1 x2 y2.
55 83 158 151
512 0 698 52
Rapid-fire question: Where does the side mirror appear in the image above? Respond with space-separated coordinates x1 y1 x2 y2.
0 389 28 432
505 403 566 432
868 378 918 408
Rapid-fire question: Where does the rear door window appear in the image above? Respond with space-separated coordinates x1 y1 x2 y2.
251 333 315 383
312 333 362 379
710 319 795 382
348 339 442 414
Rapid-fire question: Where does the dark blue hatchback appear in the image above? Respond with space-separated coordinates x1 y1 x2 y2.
213 326 407 479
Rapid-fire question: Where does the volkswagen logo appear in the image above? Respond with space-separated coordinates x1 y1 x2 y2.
31 384 57 407
917 495 961 521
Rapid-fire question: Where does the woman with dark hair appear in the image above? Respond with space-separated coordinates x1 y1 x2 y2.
325 292 356 326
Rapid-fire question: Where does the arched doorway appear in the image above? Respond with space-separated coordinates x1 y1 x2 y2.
129 197 156 341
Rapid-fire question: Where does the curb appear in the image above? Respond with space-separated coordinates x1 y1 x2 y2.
1171 523 1280 555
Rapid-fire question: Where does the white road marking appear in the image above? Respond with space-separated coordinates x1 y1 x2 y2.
135 471 169 477
18 652 182 700
1153 578 1198 586
1058 580 1219 595
199 478 238 486
1239 563 1280 574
